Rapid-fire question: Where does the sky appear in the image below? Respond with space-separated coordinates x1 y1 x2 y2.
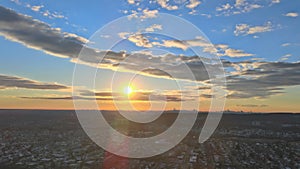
0 0 299 112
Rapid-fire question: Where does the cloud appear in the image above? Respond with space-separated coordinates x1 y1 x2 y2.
161 40 190 50
0 74 68 90
119 33 253 57
127 0 135 4
119 26 160 47
89 51 216 82
0 4 246 81
234 22 273 36
197 86 211 90
159 37 213 51
145 24 163 32
20 96 86 100
118 32 130 39
224 48 253 57
141 9 159 19
100 34 111 38
20 96 115 101
271 0 280 4
281 43 291 47
235 0 246 7
129 91 185 102
80 90 122 97
216 0 262 16
237 104 268 107
22 90 187 102
4 50 299 101
127 9 159 20
157 0 178 10
2 6 300 101
226 61 300 99
29 5 44 12
186 0 201 9
22 3 67 20
118 33 253 59
10 0 21 5
200 13 212 18
0 6 87 58
142 68 172 78
284 12 298 18
234 0 262 13
159 38 253 57
216 3 232 12
47 11 65 19
127 33 153 48
279 54 292 61
281 43 300 47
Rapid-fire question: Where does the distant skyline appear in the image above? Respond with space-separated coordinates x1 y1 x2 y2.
0 0 299 112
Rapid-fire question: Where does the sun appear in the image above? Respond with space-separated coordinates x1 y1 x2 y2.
124 86 133 95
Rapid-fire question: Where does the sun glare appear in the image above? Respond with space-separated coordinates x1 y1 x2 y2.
124 86 133 95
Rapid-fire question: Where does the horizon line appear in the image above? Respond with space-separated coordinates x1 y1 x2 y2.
0 108 299 114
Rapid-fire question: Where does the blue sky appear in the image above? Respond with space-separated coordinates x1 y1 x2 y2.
0 0 299 112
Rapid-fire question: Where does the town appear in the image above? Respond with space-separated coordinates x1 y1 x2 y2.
0 110 299 169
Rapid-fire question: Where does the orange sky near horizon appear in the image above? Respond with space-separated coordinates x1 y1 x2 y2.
1 88 299 113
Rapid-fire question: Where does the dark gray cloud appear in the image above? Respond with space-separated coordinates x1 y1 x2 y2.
237 104 269 107
20 96 112 101
197 86 211 90
142 68 172 78
0 6 86 58
80 90 122 97
226 61 300 99
21 90 185 102
201 94 213 99
0 74 68 90
129 91 185 102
